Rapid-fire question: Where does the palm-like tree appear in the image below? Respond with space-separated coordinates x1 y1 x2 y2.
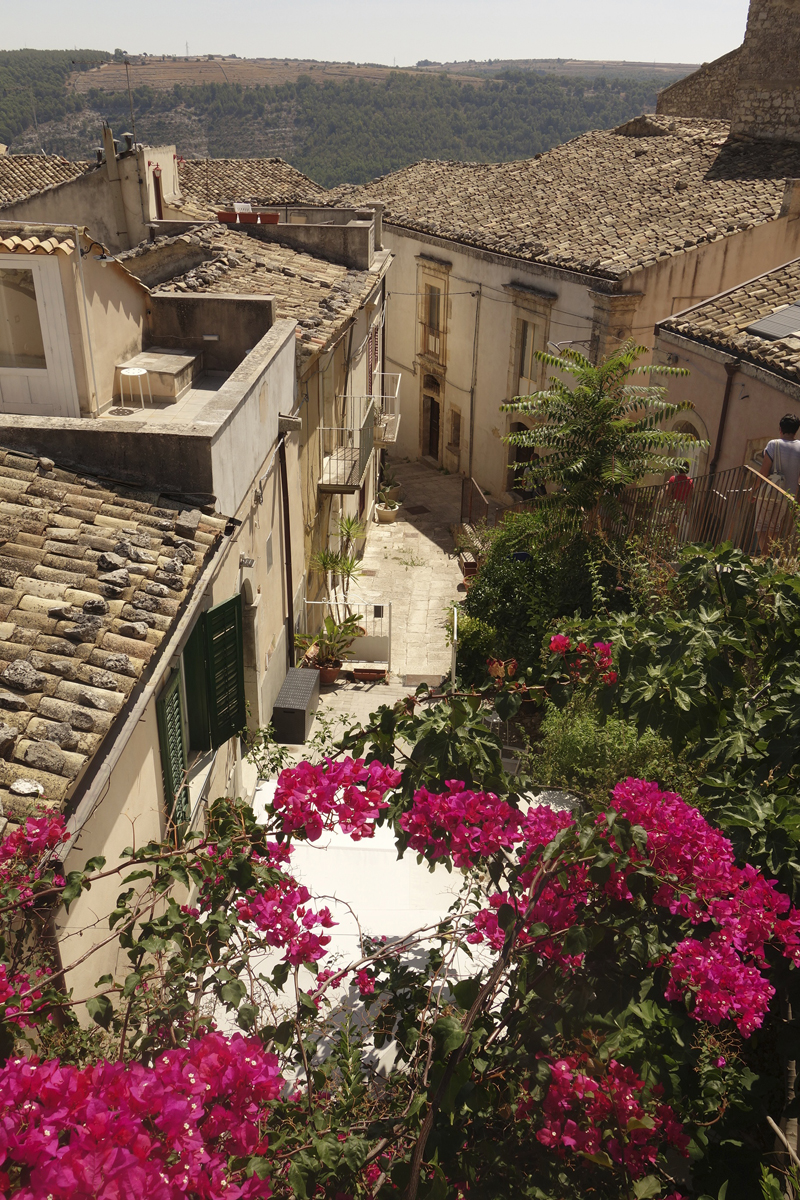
503 341 702 521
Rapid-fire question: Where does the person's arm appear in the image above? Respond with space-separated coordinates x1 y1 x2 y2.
759 448 773 479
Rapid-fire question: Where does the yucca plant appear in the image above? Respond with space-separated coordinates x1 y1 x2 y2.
503 340 703 526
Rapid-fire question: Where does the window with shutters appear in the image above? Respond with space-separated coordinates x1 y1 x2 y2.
157 596 246 827
156 669 189 827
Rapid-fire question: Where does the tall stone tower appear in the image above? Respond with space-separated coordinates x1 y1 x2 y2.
657 0 800 142
730 0 800 140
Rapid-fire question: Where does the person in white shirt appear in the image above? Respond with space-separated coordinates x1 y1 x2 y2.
754 414 800 553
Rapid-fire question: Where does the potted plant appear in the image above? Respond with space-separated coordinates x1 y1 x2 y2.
376 492 402 524
295 613 365 685
380 470 402 503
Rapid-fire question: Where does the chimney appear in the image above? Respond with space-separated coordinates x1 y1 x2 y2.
781 178 800 219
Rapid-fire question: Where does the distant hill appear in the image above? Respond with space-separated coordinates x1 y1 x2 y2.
1 50 694 188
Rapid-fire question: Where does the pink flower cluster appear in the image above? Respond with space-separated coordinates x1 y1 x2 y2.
525 1055 688 1181
0 814 68 906
272 758 401 842
611 779 800 1034
400 770 800 1037
398 781 533 868
0 1032 284 1199
236 872 335 966
548 635 617 686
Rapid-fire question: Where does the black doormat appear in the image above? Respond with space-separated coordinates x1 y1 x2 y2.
406 505 430 515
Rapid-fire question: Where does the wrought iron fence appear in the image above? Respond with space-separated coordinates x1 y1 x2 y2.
491 465 799 555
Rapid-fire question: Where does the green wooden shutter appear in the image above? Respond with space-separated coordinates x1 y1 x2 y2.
156 669 189 826
183 617 211 753
204 596 246 749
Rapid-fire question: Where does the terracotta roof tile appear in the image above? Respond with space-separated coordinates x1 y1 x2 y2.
0 155 89 208
0 231 76 255
177 157 323 214
659 257 800 385
118 224 387 370
326 116 800 281
0 450 221 825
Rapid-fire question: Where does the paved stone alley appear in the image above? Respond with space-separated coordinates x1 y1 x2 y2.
310 459 464 733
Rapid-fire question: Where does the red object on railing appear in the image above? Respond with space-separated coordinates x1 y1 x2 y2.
216 211 236 223
238 212 258 224
259 212 280 224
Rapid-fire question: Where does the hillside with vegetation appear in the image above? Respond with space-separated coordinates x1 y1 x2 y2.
1 49 679 186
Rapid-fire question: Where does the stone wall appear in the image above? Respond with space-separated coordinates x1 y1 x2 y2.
658 0 800 142
656 47 742 120
730 0 800 141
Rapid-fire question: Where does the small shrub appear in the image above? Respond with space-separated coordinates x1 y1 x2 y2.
529 698 697 803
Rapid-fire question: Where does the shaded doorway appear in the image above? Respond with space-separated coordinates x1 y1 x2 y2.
422 374 441 462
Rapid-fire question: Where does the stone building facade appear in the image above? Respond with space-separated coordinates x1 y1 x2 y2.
658 0 800 143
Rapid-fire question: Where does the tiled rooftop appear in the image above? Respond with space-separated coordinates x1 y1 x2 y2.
0 155 88 208
327 116 800 281
659 257 800 385
0 231 76 256
0 448 225 827
177 158 324 214
119 225 388 370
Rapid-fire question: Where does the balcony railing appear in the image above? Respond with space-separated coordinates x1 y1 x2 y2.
369 373 401 447
319 399 375 493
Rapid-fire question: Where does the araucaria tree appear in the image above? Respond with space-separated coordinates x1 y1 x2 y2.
1 692 799 1199
504 340 700 517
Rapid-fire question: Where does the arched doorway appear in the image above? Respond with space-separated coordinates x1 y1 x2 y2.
421 374 441 463
672 419 708 478
507 421 541 498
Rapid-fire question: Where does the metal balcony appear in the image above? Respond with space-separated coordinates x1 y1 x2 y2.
319 399 375 493
371 373 402 447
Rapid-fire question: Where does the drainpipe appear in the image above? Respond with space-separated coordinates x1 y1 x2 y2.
709 360 740 476
73 226 100 415
278 433 295 672
467 284 482 480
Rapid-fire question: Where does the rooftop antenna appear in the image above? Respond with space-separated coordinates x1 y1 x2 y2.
186 41 189 58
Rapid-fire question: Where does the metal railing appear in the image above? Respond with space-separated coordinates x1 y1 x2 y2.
493 465 799 556
303 598 392 671
319 399 375 492
461 476 490 526
371 373 402 446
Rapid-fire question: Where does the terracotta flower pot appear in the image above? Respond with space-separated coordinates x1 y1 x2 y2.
353 667 387 682
382 485 402 502
377 505 400 524
238 211 258 224
318 663 342 685
216 211 236 223
259 211 280 224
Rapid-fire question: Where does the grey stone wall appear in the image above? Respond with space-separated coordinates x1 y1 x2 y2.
658 0 800 142
730 0 800 141
657 47 742 120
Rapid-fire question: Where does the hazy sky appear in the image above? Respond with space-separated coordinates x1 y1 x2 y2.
6 0 750 67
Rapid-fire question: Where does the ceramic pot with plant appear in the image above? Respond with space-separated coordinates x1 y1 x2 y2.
376 492 402 524
380 471 402 503
295 613 365 685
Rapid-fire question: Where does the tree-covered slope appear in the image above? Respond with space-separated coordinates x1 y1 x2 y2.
1 49 672 187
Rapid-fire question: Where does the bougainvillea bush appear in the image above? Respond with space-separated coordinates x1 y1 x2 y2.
0 746 797 1199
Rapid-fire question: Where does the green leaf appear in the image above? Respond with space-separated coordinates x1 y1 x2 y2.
288 1161 308 1198
579 1150 613 1169
121 972 141 999
86 994 114 1029
221 978 246 1006
633 1177 662 1199
452 977 482 1009
342 1136 369 1171
432 1015 465 1057
497 903 516 931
